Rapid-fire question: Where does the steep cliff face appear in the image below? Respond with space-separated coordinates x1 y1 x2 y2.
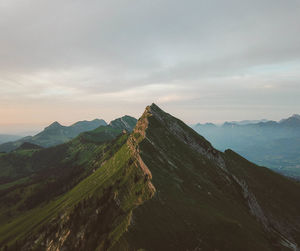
0 132 154 250
21 145 154 251
224 150 300 250
120 104 300 251
1 104 300 251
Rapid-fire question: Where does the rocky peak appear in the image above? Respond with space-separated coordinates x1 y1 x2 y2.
132 104 228 177
127 104 300 250
143 103 219 156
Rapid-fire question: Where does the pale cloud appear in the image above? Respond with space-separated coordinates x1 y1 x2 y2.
0 0 300 133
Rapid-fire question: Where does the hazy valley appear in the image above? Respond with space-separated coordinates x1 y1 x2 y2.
191 114 300 180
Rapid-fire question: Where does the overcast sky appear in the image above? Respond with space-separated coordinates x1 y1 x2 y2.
0 0 300 133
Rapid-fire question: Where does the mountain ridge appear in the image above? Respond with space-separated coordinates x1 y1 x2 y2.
0 119 109 152
120 104 300 250
0 104 300 250
109 116 137 132
192 113 300 128
191 114 300 179
0 135 23 145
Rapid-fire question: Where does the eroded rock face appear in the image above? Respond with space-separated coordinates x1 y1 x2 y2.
147 104 227 171
152 103 300 250
233 173 299 251
3 103 300 251
232 175 269 229
17 137 156 251
126 108 157 198
123 104 300 251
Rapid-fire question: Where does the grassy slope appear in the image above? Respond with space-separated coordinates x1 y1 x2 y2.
0 126 124 183
1 104 300 250
0 120 107 153
0 121 155 250
0 134 123 235
79 126 123 144
0 140 153 250
224 149 300 245
109 116 137 132
120 104 300 251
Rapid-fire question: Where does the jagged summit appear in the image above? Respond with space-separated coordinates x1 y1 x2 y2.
1 104 300 251
122 104 300 251
139 103 216 155
148 102 163 111
145 103 168 117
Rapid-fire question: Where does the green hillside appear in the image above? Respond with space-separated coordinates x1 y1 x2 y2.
0 119 107 153
109 116 137 132
0 128 154 250
120 104 300 250
0 104 300 250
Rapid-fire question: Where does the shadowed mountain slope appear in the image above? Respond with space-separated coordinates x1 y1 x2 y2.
118 104 300 251
0 127 154 250
191 115 300 180
0 104 300 251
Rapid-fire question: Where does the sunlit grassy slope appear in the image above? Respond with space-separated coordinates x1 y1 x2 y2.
0 124 154 250
119 104 300 251
1 104 300 251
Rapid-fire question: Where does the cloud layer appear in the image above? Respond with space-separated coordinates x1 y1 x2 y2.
0 0 300 132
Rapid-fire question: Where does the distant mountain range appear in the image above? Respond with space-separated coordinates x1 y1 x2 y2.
0 116 137 153
192 114 300 180
0 104 300 250
0 119 107 152
0 134 22 145
225 119 270 126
